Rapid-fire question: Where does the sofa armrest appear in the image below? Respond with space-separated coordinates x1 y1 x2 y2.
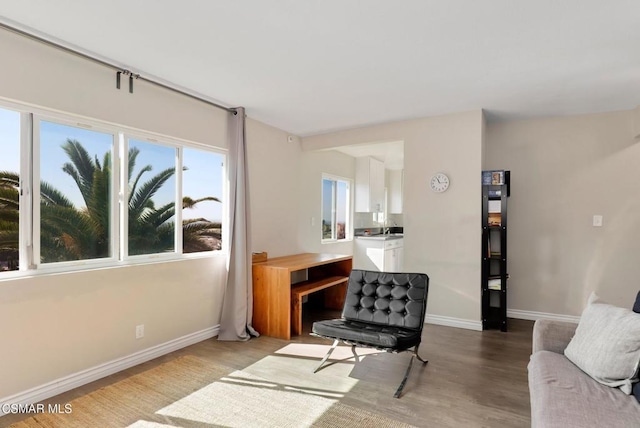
532 319 578 354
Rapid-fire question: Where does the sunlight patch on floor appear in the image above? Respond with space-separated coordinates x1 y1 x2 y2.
153 344 364 427
275 342 383 360
128 421 179 428
156 375 338 427
239 354 359 393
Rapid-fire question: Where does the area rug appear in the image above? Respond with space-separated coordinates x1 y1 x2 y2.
9 349 416 428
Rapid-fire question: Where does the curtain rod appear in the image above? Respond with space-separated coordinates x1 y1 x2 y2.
0 21 237 114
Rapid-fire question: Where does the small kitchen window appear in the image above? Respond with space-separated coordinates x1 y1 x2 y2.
321 174 351 242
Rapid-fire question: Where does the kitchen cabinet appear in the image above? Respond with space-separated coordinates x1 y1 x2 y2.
355 156 385 212
383 238 403 272
354 237 403 272
388 169 403 214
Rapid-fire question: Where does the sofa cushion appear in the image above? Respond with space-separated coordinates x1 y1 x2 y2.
564 299 640 394
529 351 640 428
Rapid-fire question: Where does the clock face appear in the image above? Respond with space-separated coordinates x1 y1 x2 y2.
430 173 450 192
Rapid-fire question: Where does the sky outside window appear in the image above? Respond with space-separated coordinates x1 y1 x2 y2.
0 108 20 172
322 178 334 239
322 177 348 240
0 107 20 271
40 120 114 209
183 147 223 223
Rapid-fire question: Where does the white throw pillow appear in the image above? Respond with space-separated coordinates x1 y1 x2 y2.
564 294 640 394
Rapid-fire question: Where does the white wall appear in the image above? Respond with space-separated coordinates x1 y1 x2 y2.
247 130 357 258
487 110 640 315
303 111 484 326
246 121 302 258
0 30 225 144
0 258 226 398
297 150 356 255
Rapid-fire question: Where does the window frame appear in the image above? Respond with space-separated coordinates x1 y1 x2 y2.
0 98 227 279
321 173 352 243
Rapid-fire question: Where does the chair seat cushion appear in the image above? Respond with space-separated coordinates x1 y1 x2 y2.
312 319 422 350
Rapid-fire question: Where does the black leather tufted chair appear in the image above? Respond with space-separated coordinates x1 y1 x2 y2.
311 269 429 398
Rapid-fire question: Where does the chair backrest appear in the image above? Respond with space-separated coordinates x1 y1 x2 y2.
342 269 429 331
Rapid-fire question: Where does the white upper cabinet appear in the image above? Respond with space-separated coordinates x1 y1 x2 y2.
388 169 403 214
355 156 385 212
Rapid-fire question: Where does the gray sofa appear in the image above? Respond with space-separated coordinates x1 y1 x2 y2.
528 319 640 428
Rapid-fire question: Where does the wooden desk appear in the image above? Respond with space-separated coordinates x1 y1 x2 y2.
252 253 352 339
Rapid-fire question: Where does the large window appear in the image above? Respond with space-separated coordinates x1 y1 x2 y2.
0 102 226 276
322 175 350 241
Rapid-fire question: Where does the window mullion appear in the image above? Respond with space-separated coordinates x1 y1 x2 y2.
20 113 35 270
332 180 337 240
120 135 129 259
113 133 123 261
176 147 183 254
31 115 42 269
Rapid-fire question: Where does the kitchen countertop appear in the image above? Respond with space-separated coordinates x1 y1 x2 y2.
355 234 404 241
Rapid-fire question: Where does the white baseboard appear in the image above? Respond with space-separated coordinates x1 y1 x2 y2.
0 325 219 416
507 309 579 323
425 314 483 331
425 309 579 332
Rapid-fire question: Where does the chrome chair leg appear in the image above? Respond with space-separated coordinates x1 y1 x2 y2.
414 343 428 364
394 345 428 398
314 339 340 373
351 344 360 362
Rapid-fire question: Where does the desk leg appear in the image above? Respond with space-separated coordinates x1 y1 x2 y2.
291 294 302 336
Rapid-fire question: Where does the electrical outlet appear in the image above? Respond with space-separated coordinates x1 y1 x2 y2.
135 324 144 339
593 215 603 227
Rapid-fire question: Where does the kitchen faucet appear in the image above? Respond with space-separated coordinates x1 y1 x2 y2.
383 220 398 235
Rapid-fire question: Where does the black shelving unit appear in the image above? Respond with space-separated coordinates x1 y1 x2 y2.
481 171 510 331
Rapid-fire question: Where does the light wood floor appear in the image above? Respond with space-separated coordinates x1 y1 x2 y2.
1 311 533 427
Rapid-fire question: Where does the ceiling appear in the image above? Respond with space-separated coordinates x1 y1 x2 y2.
1 1 639 141
331 140 404 170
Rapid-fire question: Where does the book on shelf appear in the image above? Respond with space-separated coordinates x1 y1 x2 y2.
488 278 501 290
488 213 501 226
482 170 505 185
488 200 501 213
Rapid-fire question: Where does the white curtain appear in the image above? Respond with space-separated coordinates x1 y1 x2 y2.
218 107 258 341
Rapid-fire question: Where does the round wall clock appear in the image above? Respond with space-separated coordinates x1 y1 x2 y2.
429 172 450 193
